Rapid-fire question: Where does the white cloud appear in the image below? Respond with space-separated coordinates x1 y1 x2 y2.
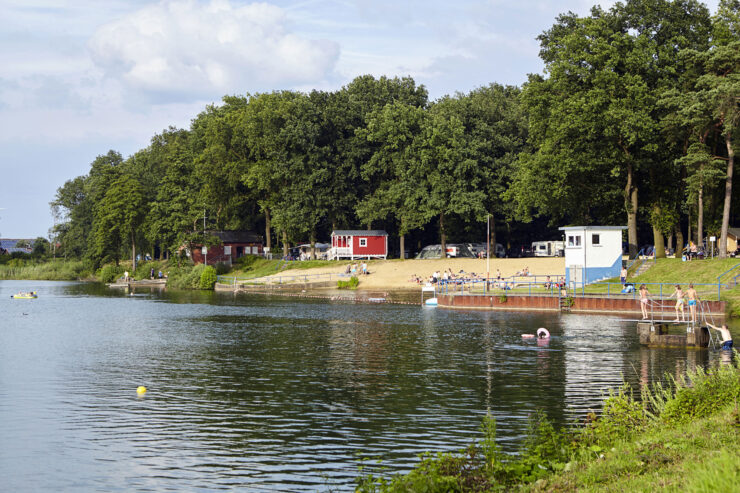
88 0 340 100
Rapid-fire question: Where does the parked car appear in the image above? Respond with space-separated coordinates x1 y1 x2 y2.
509 245 534 258
415 244 476 259
467 242 506 258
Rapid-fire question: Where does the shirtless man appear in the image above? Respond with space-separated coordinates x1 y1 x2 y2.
707 323 733 350
686 283 698 322
667 284 686 322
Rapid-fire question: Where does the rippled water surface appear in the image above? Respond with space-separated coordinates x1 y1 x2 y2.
0 280 727 491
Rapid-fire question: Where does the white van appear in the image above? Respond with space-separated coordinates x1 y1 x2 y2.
531 241 564 257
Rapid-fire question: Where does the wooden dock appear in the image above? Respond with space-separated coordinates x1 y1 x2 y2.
636 321 710 348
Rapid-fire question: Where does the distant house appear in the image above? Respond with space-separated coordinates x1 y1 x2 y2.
559 226 626 287
330 230 388 260
726 228 740 255
190 231 264 265
0 238 35 254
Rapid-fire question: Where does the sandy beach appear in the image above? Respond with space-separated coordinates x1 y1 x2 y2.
265 257 566 290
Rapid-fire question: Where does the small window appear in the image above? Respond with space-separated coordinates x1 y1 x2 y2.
592 234 600 245
568 235 581 247
224 246 232 255
359 238 367 247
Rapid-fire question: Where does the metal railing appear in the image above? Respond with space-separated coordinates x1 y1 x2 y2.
217 272 350 286
435 278 727 301
716 262 740 297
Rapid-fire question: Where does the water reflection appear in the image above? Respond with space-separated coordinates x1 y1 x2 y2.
0 280 733 492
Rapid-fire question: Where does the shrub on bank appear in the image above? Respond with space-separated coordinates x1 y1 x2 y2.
199 265 217 290
338 276 359 289
99 264 123 283
166 263 205 289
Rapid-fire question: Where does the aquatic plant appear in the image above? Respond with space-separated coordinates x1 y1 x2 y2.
337 276 359 290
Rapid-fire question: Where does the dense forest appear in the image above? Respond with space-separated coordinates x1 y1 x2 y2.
50 0 739 267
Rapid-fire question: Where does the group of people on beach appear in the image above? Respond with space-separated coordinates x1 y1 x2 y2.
345 262 368 276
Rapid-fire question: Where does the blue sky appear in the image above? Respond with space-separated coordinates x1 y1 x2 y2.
0 0 720 238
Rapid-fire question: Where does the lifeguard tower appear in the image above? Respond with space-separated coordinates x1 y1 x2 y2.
559 226 626 289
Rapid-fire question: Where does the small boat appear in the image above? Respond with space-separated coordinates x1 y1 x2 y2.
11 291 38 299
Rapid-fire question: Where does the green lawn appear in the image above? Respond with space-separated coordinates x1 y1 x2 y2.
524 403 740 493
224 257 346 280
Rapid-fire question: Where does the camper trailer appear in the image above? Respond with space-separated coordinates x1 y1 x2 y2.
531 241 565 257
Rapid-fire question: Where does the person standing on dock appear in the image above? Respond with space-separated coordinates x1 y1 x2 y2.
686 284 699 322
667 285 686 322
639 284 650 319
707 323 733 350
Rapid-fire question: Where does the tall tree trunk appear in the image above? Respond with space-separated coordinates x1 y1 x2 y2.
400 234 405 260
697 178 704 250
719 133 734 259
490 213 497 258
687 209 692 249
264 208 272 251
282 230 288 257
675 225 684 258
626 162 638 259
439 213 446 258
652 204 666 258
506 221 511 250
667 233 673 252
132 233 136 272
310 231 316 260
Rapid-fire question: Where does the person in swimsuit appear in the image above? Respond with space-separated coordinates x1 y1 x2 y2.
707 323 733 350
686 283 698 322
639 284 650 319
667 284 686 322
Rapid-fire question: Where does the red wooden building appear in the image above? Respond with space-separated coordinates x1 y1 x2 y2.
330 230 388 260
191 231 264 265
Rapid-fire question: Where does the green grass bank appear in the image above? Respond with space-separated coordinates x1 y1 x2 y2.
0 255 336 290
356 360 740 492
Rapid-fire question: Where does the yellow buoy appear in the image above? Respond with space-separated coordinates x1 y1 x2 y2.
136 386 147 395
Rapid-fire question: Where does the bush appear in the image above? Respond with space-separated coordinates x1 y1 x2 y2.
199 265 217 290
581 383 647 445
214 262 230 275
100 265 123 283
166 263 204 289
661 365 740 424
338 276 359 289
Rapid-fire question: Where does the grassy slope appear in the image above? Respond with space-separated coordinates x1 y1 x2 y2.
227 258 342 279
526 404 740 492
626 258 740 316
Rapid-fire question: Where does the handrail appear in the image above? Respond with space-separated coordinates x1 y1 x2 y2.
436 279 724 301
716 262 740 285
217 271 349 286
625 248 645 271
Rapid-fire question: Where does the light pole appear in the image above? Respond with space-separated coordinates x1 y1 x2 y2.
486 214 490 291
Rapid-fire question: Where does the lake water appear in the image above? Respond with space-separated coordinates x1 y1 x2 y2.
0 280 729 491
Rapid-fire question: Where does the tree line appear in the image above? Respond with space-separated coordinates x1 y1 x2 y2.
51 0 738 267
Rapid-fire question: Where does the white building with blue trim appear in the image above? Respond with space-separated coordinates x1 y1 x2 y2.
558 226 626 287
